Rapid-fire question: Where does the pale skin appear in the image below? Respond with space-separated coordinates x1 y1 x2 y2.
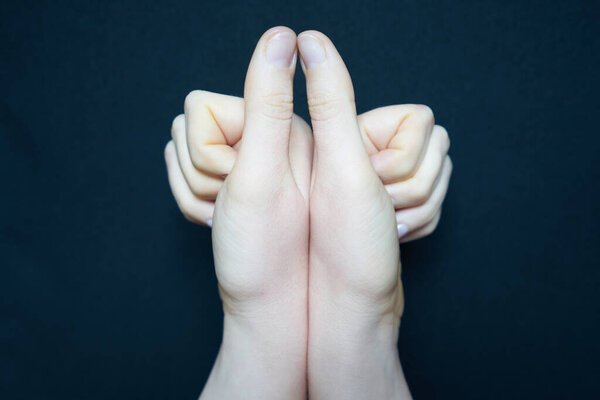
164 26 452 399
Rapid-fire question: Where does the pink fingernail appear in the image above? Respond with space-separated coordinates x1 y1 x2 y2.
397 224 409 238
298 34 326 68
265 31 297 68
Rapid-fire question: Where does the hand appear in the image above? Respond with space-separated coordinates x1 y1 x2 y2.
358 105 452 242
165 91 313 227
165 27 310 399
164 25 453 400
166 80 450 247
299 30 414 399
167 97 450 246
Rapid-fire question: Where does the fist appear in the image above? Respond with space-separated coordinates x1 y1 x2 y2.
358 104 452 243
165 27 313 312
164 91 313 227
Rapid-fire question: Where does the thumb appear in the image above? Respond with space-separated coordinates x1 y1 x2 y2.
235 26 298 172
298 30 370 171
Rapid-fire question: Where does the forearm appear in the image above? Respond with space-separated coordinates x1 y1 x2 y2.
200 286 308 399
307 263 411 400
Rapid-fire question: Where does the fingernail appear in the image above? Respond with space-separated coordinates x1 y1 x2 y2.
265 30 297 68
397 224 409 239
206 219 213 228
391 197 397 207
298 34 326 68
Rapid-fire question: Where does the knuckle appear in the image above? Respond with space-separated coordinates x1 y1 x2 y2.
188 144 226 176
177 196 204 224
164 141 174 160
423 203 439 224
259 91 294 121
436 125 451 153
178 199 194 220
425 212 442 234
184 90 210 112
386 149 418 180
307 100 337 122
307 91 355 122
171 114 185 138
406 104 434 126
416 104 435 125
408 181 431 205
188 179 210 198
191 187 214 199
190 176 220 199
421 220 437 236
400 154 419 178
188 142 208 168
188 144 233 177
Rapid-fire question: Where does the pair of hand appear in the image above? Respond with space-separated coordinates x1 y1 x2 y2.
165 26 451 400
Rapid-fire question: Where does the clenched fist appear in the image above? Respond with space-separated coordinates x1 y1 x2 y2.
165 92 313 227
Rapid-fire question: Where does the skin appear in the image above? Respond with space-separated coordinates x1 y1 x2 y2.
164 26 452 399
166 98 451 244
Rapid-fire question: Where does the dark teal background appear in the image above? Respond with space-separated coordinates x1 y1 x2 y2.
2 0 599 398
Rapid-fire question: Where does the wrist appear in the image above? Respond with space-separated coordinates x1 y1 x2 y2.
201 310 307 400
221 296 308 354
307 263 410 400
307 312 410 400
308 288 402 359
201 256 308 400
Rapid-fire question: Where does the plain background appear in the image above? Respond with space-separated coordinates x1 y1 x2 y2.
2 0 599 398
